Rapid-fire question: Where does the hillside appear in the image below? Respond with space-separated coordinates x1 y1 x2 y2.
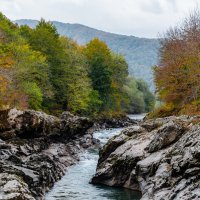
15 19 160 90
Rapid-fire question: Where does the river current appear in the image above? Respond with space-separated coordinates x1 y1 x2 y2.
45 115 144 200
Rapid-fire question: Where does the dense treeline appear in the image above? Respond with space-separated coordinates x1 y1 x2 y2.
150 9 200 117
0 13 155 117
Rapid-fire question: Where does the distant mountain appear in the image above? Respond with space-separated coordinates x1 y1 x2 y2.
15 19 160 91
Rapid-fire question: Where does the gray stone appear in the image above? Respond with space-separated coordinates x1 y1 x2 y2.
91 115 200 200
0 108 94 200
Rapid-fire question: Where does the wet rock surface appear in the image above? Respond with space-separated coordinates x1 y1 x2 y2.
0 108 94 200
91 115 200 200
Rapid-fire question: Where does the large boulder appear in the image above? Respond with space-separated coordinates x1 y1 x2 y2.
91 115 200 200
0 108 94 200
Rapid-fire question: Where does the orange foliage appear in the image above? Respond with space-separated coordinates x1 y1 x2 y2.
0 74 28 109
154 10 200 116
0 45 28 109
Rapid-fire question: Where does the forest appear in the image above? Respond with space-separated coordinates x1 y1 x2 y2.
16 19 160 92
0 13 155 118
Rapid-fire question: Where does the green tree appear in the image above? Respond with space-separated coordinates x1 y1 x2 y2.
137 79 155 112
110 53 129 112
22 82 43 110
124 76 145 113
84 38 112 110
59 37 97 114
28 19 69 110
19 25 32 39
13 44 52 98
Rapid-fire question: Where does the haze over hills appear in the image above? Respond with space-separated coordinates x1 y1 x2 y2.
15 19 160 91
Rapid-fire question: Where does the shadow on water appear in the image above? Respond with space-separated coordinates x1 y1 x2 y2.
45 115 144 200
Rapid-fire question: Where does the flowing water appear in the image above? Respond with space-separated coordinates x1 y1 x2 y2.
45 115 144 200
127 113 146 120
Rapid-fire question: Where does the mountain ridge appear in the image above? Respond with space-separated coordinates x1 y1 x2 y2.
16 19 157 39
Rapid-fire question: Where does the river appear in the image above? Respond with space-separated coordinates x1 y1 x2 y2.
45 115 144 200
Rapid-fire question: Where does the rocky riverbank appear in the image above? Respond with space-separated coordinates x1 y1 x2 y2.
91 115 200 200
0 108 138 200
0 108 94 200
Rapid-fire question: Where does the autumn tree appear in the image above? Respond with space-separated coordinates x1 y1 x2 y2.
0 13 28 109
0 13 52 110
154 9 200 116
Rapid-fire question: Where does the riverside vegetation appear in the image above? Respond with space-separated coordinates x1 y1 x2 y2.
0 13 155 118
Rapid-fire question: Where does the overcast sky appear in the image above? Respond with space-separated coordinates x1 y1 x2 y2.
0 0 199 38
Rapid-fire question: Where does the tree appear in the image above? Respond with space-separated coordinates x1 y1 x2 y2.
110 53 129 112
59 37 97 114
124 76 145 113
13 44 52 110
0 13 28 109
137 79 155 112
154 9 200 116
28 19 69 110
0 42 14 109
0 14 52 110
22 82 43 110
84 38 112 110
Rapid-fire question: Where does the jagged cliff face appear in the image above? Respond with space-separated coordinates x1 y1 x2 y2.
0 109 94 200
91 116 200 200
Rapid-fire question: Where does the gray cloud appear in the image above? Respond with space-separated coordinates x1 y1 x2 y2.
0 0 198 38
